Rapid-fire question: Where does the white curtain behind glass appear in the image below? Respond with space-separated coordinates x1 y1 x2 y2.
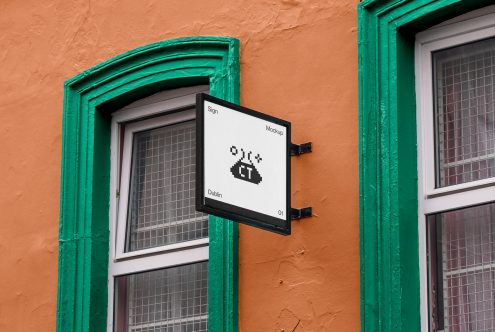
439 205 495 332
434 38 495 188
126 120 208 252
431 38 495 332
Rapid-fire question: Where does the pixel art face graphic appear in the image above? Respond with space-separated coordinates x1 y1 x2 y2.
229 145 262 184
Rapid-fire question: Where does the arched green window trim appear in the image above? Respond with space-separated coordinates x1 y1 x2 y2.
358 1 495 331
57 37 239 332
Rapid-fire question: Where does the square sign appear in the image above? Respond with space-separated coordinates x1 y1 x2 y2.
196 93 291 235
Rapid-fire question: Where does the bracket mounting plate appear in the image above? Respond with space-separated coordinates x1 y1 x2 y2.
291 142 312 156
291 207 312 220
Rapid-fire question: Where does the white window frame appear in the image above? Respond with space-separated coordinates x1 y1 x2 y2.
115 111 209 260
416 7 495 331
107 85 210 332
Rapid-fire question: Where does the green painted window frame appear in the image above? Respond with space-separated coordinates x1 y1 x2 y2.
57 37 239 332
358 1 495 331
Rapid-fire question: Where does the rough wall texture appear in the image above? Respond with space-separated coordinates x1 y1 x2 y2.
0 0 359 331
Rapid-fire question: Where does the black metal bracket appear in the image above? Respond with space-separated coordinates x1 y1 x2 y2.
290 142 312 221
291 207 312 220
291 142 312 156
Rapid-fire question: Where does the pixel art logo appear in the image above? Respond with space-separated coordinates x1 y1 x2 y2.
230 145 263 184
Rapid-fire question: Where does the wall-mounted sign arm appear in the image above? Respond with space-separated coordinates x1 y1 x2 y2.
291 207 312 220
290 142 312 156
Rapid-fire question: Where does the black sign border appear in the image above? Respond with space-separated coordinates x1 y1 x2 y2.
196 93 291 235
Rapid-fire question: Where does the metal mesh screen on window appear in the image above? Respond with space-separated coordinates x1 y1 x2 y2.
434 38 495 188
115 261 208 332
126 120 208 252
428 203 495 332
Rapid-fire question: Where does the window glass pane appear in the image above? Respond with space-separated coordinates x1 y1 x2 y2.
114 261 208 332
126 120 208 252
428 203 495 331
433 38 495 187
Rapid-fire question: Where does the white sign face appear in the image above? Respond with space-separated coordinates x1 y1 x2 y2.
197 94 291 234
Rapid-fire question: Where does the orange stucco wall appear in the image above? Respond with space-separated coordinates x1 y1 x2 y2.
0 1 359 331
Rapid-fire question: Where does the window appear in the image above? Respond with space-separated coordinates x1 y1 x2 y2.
57 37 239 332
358 1 495 331
107 86 210 331
416 9 495 332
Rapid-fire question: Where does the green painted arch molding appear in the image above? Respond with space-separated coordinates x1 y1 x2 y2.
57 37 239 332
358 1 494 331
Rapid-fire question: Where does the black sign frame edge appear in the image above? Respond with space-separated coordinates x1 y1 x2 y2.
203 198 289 236
195 92 291 236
